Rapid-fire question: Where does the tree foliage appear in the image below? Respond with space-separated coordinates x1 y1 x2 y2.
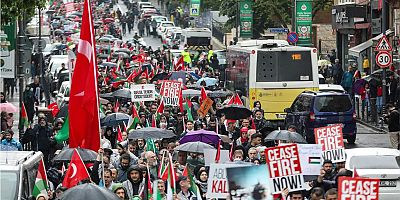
1 0 46 25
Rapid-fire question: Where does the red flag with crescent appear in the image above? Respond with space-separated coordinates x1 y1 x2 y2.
62 149 90 188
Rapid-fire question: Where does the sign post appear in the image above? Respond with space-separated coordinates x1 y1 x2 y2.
295 0 312 46
190 0 201 16
239 0 253 39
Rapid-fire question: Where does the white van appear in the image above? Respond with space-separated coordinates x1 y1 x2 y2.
181 28 212 49
0 151 44 200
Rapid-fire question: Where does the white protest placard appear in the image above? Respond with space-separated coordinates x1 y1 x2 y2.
265 144 305 193
338 177 380 200
297 144 323 175
204 149 230 166
314 124 346 163
159 80 182 106
130 84 156 102
207 163 247 199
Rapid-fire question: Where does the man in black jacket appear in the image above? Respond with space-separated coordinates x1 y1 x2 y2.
22 116 54 166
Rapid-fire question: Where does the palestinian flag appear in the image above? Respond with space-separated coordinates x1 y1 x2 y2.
158 151 167 178
32 159 48 198
156 100 165 121
183 165 202 199
166 153 177 199
55 116 69 143
152 180 164 200
146 138 157 153
151 114 157 128
127 104 140 131
184 98 193 121
146 164 153 200
20 102 29 129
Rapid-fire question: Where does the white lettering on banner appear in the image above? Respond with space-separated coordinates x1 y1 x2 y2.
314 125 345 163
321 148 345 161
338 177 380 200
159 81 182 106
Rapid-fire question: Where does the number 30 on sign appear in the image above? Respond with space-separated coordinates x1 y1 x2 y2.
376 51 392 68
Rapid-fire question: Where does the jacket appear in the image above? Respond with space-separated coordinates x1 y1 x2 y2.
1 138 22 150
22 124 53 152
122 166 145 199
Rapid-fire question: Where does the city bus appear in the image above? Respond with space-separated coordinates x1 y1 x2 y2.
226 40 319 128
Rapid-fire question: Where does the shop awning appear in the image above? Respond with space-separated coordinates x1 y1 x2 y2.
348 29 394 57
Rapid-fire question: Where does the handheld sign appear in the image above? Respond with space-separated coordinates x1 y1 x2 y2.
197 97 214 118
130 84 156 102
338 177 380 200
265 144 305 193
159 80 182 106
207 163 247 199
314 124 345 163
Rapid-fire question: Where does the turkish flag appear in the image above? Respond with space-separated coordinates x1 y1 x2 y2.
174 56 184 71
68 0 101 151
62 149 90 188
200 87 207 104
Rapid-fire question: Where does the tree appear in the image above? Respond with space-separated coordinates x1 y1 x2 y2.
1 0 46 25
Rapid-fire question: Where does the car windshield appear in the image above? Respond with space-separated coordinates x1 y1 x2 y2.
162 23 174 27
314 95 352 112
0 171 18 200
349 155 400 169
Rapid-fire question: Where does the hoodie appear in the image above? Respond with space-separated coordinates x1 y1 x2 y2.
122 166 145 199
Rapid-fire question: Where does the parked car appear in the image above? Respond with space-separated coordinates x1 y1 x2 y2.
345 148 400 200
166 30 182 48
0 151 44 200
156 21 175 37
161 27 181 44
284 91 357 144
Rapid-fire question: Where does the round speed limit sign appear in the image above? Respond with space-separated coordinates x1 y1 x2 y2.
376 51 392 68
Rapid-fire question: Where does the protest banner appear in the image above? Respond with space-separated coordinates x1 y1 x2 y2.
297 144 322 176
197 97 214 118
130 84 156 102
265 144 305 193
204 149 230 166
159 80 182 106
314 124 345 163
207 163 248 199
338 177 379 200
226 165 273 200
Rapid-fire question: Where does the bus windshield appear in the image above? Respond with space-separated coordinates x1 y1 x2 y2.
0 171 18 200
256 50 313 82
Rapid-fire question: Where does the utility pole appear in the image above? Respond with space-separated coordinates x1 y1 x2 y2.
235 0 240 44
17 18 27 135
292 0 296 32
381 0 387 115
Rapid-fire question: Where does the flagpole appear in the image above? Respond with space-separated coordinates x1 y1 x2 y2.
86 0 101 149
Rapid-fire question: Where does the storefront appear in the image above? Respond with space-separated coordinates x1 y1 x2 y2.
332 4 368 72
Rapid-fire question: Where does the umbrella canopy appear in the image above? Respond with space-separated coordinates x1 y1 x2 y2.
99 97 109 105
112 52 130 59
207 89 233 98
99 93 115 101
111 88 131 99
0 103 18 113
60 183 120 200
101 62 117 68
128 127 176 140
196 77 218 87
264 130 307 144
53 147 98 163
182 89 201 98
150 72 170 82
175 142 215 153
216 104 252 120
101 113 130 127
179 130 221 146
114 48 131 54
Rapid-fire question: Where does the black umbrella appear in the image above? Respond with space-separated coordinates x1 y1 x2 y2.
53 147 97 163
128 127 176 140
208 90 233 98
150 72 170 83
60 183 120 200
101 113 130 127
216 104 253 120
111 88 131 99
264 130 307 144
99 93 115 101
97 54 110 59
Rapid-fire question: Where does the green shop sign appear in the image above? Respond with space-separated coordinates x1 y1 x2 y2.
296 0 312 46
190 0 201 16
240 0 253 38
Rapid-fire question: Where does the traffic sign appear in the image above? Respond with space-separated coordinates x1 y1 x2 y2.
287 32 299 43
375 35 392 51
375 51 392 68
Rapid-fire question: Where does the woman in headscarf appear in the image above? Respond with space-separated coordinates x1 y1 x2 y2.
195 169 208 200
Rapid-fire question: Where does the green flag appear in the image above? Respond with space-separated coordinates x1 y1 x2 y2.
146 138 157 153
55 116 69 143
